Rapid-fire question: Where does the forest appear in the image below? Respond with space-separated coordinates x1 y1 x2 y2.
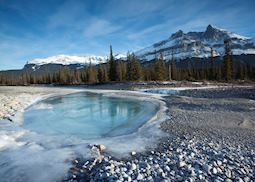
0 41 255 85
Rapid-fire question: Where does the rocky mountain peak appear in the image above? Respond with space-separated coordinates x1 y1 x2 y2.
203 24 225 40
135 25 255 61
171 30 184 39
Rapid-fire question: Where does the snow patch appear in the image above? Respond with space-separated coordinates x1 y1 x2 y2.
28 54 107 66
135 24 255 61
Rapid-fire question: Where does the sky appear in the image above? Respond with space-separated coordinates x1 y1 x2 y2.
0 0 255 70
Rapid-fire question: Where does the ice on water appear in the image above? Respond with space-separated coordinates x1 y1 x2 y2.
0 92 158 181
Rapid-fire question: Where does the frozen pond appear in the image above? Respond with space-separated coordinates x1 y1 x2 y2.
0 91 159 182
24 92 158 139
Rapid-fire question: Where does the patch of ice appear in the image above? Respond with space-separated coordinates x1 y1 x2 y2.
0 88 168 182
32 103 53 110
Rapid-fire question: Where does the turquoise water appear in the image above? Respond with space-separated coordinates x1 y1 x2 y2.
23 92 158 139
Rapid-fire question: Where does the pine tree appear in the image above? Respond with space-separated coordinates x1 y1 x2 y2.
209 47 215 80
74 70 81 84
116 61 127 81
98 64 104 83
171 51 177 80
153 52 166 81
108 45 117 81
59 66 69 84
223 39 233 81
126 53 142 81
86 62 97 83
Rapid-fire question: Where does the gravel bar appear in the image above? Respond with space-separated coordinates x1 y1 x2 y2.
65 87 255 182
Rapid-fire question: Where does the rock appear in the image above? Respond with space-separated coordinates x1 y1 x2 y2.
137 173 144 180
121 167 128 172
240 168 246 175
187 164 192 170
216 160 222 166
178 155 184 160
190 170 196 176
170 170 175 176
190 152 195 158
131 151 136 156
203 164 212 173
198 174 203 180
244 177 250 182
179 161 186 168
225 170 232 178
176 148 182 153
216 167 222 174
98 144 106 152
131 163 137 171
212 167 217 174
165 166 170 172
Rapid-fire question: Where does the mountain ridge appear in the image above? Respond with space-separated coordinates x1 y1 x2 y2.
135 24 255 61
24 25 255 69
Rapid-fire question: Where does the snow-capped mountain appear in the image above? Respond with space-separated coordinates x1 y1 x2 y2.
27 55 107 66
135 24 255 61
24 54 127 72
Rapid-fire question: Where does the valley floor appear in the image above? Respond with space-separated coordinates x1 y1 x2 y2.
0 84 254 181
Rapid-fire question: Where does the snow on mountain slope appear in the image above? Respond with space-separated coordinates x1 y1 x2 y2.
27 55 107 66
135 24 255 61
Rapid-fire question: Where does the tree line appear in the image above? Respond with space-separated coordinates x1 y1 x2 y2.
0 41 255 85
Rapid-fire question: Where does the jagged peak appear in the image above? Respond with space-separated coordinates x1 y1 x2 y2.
171 30 184 39
204 24 250 40
206 24 222 31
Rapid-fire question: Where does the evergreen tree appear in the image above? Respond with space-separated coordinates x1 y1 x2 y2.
98 64 104 83
116 61 127 81
86 62 97 83
171 51 177 80
74 70 81 84
126 53 142 81
153 52 166 81
59 66 70 84
108 45 117 81
209 47 215 80
223 39 233 81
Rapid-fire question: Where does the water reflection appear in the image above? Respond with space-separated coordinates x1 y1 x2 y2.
23 92 158 139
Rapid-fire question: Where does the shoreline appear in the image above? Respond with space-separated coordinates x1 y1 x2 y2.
0 86 168 181
65 86 255 182
0 85 255 181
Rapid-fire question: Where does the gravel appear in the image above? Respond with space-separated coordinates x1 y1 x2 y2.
64 87 255 182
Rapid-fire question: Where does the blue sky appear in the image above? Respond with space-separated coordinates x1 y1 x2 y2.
0 0 255 70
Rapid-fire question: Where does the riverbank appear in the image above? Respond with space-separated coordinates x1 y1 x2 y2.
0 85 254 181
0 86 166 181
65 86 255 182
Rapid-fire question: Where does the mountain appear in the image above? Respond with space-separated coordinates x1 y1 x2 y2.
27 55 107 66
135 24 255 61
24 54 126 72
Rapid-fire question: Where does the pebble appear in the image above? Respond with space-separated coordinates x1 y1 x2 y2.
63 87 255 182
98 144 106 152
212 167 217 174
137 173 144 180
165 166 170 172
131 151 136 156
179 161 186 168
225 170 232 178
131 163 137 171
